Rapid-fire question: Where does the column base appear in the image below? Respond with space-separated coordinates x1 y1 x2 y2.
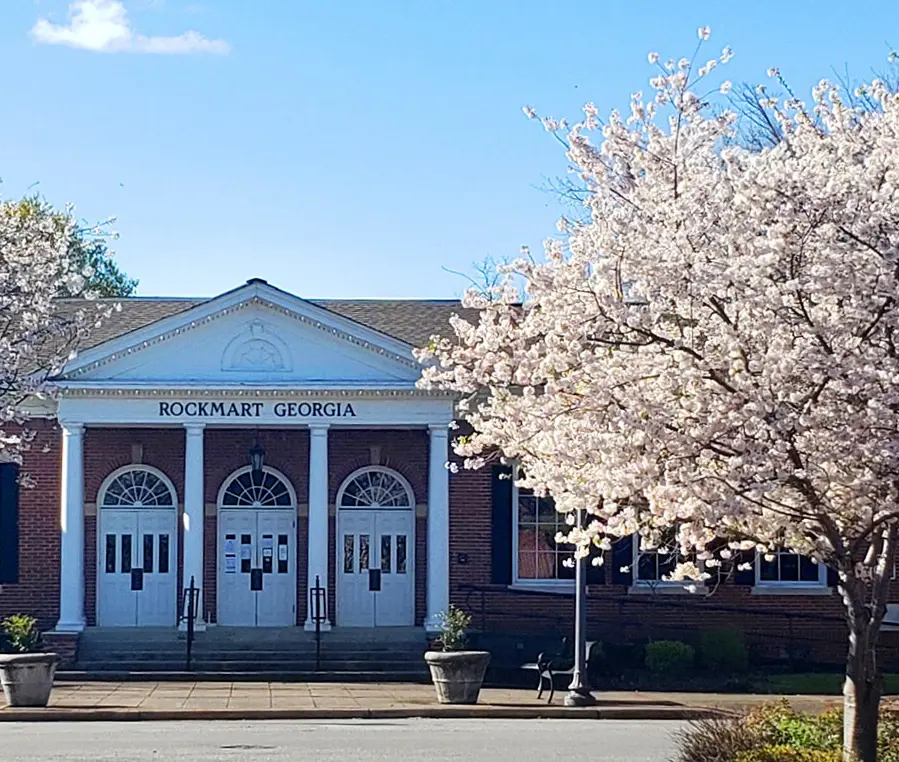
423 615 443 634
178 619 207 633
304 619 332 632
51 620 85 634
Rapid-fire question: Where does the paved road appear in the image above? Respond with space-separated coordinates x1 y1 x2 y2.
0 719 685 761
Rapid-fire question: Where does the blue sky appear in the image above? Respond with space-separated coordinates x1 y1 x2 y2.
1 1 897 299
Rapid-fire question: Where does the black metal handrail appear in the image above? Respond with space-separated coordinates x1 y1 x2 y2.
180 576 199 671
310 574 327 671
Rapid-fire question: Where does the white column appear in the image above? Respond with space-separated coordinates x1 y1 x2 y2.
425 424 450 632
305 424 331 630
55 423 85 632
182 424 206 630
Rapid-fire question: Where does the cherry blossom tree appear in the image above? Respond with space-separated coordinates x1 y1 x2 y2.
419 31 899 762
0 197 109 463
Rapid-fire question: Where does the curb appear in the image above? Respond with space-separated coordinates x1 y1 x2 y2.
0 705 728 722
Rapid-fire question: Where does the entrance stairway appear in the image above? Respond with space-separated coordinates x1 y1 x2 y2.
63 626 430 681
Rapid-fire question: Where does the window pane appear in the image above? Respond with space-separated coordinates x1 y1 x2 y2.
535 553 556 579
518 495 537 524
397 535 407 574
158 535 170 574
637 552 659 581
799 556 819 582
121 535 132 574
359 535 370 571
780 553 799 581
343 535 355 574
143 534 153 573
278 534 288 574
759 555 778 581
557 554 575 580
105 535 116 574
381 535 392 574
241 534 252 574
659 551 676 579
537 498 556 523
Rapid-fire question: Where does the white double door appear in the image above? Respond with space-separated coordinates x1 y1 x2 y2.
98 509 178 627
337 509 414 627
218 509 296 627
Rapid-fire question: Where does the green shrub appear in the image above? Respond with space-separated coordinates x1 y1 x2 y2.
674 700 899 762
699 628 749 674
645 639 695 676
1 614 40 653
734 746 841 762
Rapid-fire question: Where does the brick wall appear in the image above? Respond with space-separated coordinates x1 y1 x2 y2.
0 419 62 631
447 462 899 668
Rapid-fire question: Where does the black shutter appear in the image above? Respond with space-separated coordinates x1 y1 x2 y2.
490 464 513 585
0 463 20 584
611 536 633 585
585 547 605 585
733 550 756 586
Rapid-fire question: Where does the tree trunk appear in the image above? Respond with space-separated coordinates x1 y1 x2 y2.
843 650 881 762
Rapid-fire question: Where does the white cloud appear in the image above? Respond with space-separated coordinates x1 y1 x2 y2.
31 0 230 55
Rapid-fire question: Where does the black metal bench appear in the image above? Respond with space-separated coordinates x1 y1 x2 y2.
521 637 602 704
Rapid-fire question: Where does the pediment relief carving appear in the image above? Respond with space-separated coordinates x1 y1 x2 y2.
222 320 293 372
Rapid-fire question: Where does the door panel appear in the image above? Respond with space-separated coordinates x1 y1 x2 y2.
337 512 376 626
136 511 178 626
337 510 415 627
217 510 258 626
98 511 139 626
373 511 415 626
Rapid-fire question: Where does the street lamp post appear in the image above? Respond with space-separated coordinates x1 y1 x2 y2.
564 506 596 707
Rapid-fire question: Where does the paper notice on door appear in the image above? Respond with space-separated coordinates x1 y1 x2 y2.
278 545 288 561
240 546 252 560
263 547 273 558
224 539 236 555
225 556 237 574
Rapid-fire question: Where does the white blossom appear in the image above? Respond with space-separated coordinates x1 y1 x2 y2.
418 39 899 759
697 26 711 40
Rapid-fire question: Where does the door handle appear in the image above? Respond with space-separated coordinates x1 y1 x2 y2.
368 568 381 592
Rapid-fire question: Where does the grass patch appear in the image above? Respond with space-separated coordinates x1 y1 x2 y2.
756 673 899 695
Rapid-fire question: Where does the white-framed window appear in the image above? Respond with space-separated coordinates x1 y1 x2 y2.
512 484 574 585
633 532 680 585
756 551 826 587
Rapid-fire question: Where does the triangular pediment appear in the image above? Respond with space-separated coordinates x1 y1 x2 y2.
57 281 421 387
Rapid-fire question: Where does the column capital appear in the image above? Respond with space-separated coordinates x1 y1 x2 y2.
60 422 85 435
184 423 206 434
309 424 330 435
428 424 449 437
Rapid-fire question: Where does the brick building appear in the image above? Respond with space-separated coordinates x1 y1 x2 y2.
0 278 896 669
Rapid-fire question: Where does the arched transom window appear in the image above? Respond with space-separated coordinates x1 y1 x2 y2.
220 467 294 508
338 467 414 509
100 466 176 509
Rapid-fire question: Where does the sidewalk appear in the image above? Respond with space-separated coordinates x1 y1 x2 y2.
0 681 853 722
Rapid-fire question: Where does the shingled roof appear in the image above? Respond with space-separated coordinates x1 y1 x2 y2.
53 295 473 352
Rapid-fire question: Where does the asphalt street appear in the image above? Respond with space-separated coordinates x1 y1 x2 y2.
0 719 685 761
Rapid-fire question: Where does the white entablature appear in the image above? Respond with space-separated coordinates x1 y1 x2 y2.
55 280 422 387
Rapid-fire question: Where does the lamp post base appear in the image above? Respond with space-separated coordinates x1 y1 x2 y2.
563 687 597 707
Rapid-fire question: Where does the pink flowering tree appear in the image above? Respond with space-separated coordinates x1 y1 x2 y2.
0 198 109 463
419 30 899 762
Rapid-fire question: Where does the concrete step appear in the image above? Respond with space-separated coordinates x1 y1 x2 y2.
75 659 427 672
57 670 431 683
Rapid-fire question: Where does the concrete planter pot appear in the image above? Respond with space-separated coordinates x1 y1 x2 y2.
0 653 58 707
425 650 491 704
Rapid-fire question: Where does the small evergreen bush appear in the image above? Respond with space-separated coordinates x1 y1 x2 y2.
1 614 40 653
699 628 749 674
645 639 695 676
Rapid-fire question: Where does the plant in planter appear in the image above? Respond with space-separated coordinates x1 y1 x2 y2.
0 614 58 707
424 605 491 705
